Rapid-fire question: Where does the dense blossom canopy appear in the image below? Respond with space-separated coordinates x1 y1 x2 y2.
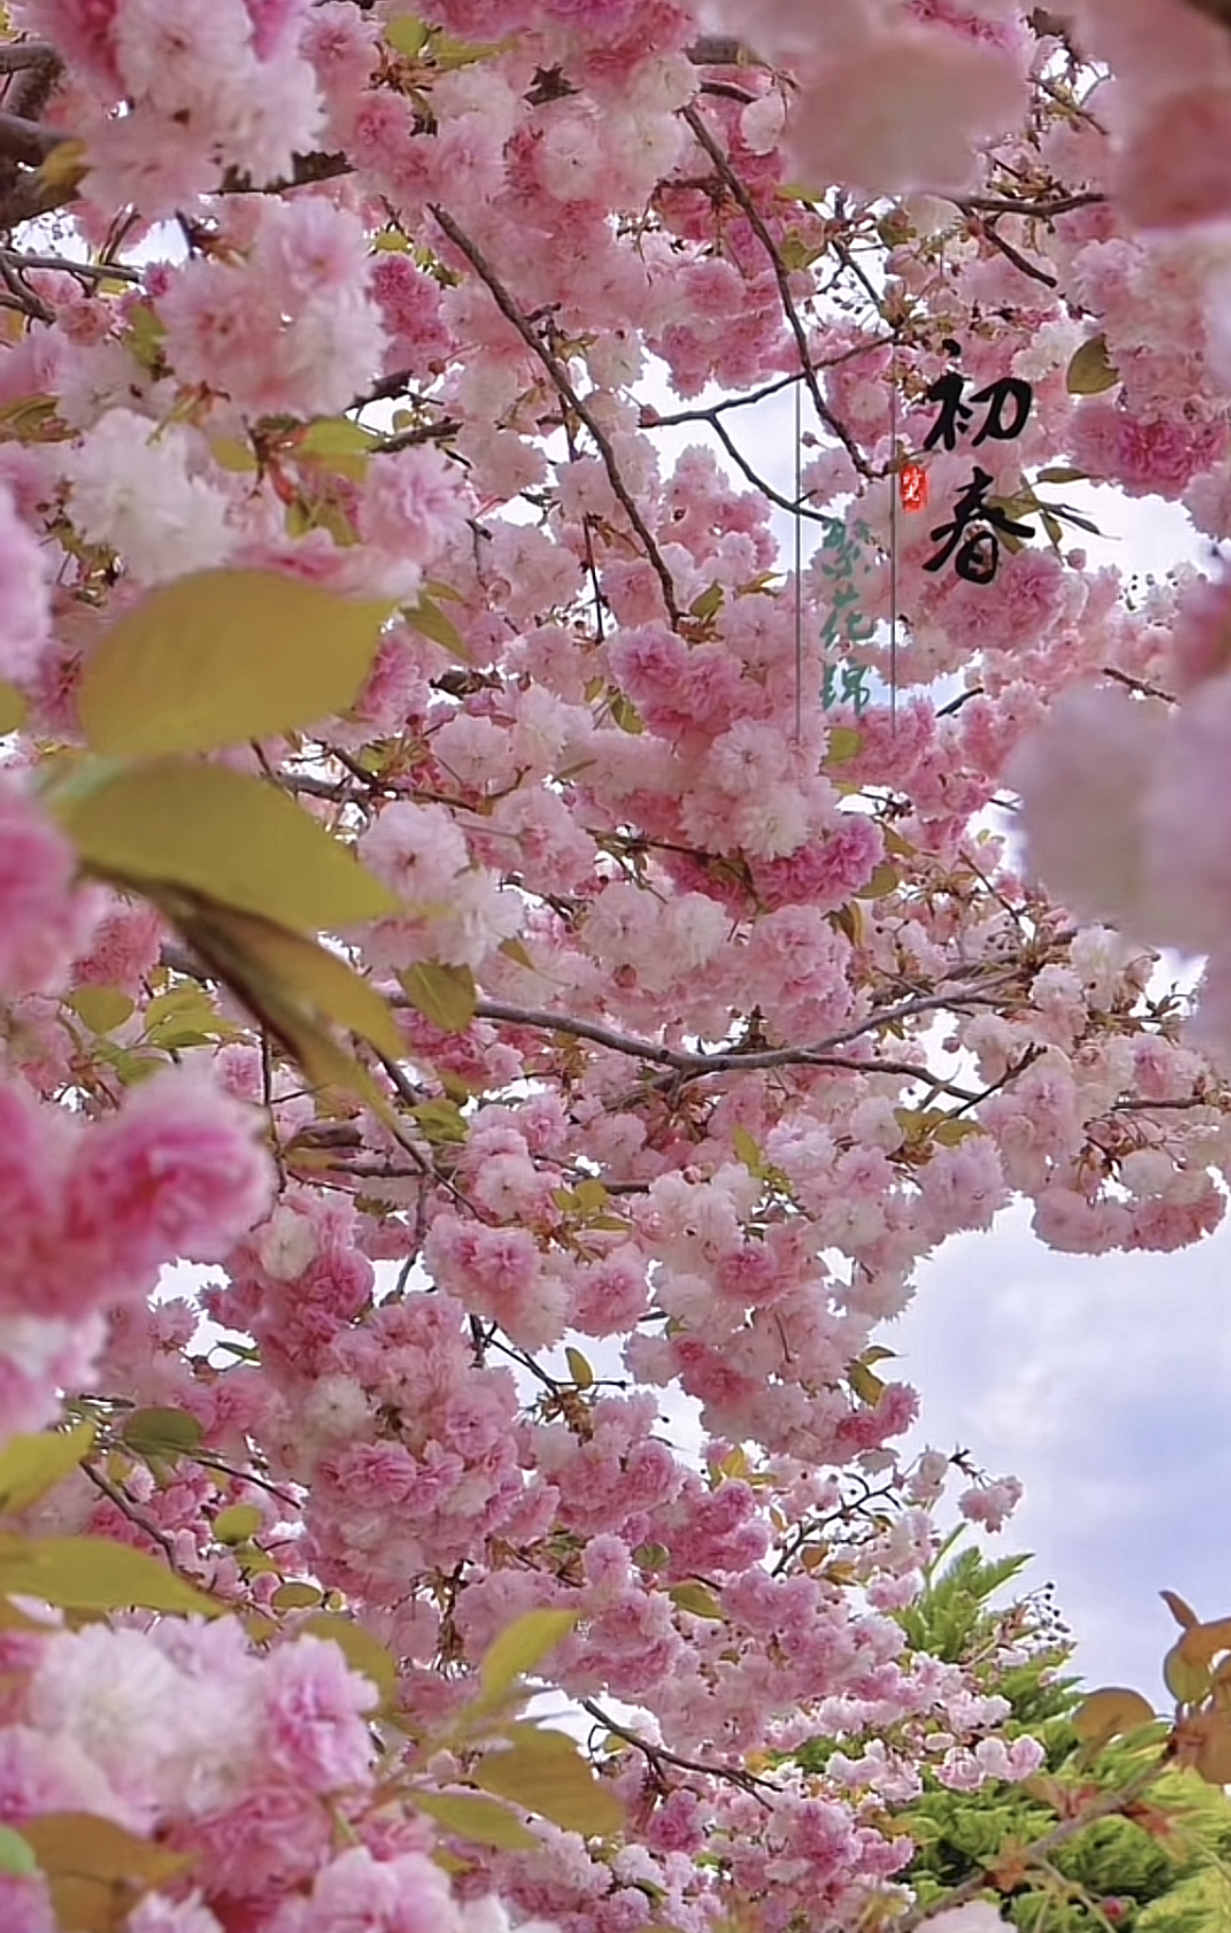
1 2 1231 1930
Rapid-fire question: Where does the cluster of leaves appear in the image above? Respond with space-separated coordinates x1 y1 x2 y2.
890 1551 1231 1931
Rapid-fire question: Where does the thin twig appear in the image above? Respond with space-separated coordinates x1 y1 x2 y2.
679 103 870 478
429 202 682 625
581 1697 775 1802
81 1459 182 1564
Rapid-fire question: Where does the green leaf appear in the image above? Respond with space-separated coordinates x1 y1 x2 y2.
731 1125 763 1174
0 1423 96 1515
480 1608 577 1704
499 936 536 972
296 418 381 461
67 986 135 1035
0 1534 220 1617
632 1542 669 1571
299 1613 398 1707
413 1791 538 1852
824 727 863 765
1072 1685 1156 1742
56 760 400 934
184 906 404 1059
405 595 469 662
572 1178 608 1214
689 582 724 623
932 1118 985 1146
19 1812 192 1932
848 1360 887 1406
0 679 27 734
400 961 477 1034
668 1582 725 1621
121 1407 204 1461
209 437 258 473
1066 334 1119 396
1035 466 1087 483
566 1347 594 1390
179 905 398 1119
77 570 392 758
270 1581 322 1611
386 13 430 55
475 1735 623 1836
854 861 899 899
411 1098 470 1145
0 1824 36 1877
213 1504 262 1545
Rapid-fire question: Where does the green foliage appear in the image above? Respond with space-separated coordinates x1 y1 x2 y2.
890 1549 1231 1932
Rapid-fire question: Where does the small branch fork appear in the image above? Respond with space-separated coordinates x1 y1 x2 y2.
428 202 682 627
679 102 871 479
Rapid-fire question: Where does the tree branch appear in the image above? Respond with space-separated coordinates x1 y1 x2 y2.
679 102 872 478
429 201 683 626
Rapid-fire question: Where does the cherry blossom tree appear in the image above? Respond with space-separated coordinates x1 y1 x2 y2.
2 2 1231 1930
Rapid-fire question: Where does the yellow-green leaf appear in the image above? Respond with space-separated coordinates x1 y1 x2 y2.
731 1125 762 1173
0 1423 96 1515
210 437 258 473
854 861 899 900
213 1503 262 1545
400 961 477 1034
499 936 536 972
1066 334 1119 396
77 570 392 758
190 906 403 1058
475 1737 623 1836
121 1407 204 1461
1165 1641 1212 1704
1073 1686 1156 1743
20 1811 192 1933
412 1791 538 1852
57 761 400 934
300 1613 398 1707
405 595 469 662
38 138 89 192
480 1609 577 1705
848 1360 887 1406
68 986 135 1035
0 1535 220 1617
296 418 381 461
572 1178 608 1214
271 1581 322 1611
0 1824 35 1877
668 1582 725 1621
173 900 401 1120
566 1347 594 1390
0 679 26 734
824 727 863 765
932 1118 985 1147
386 14 430 55
689 582 724 623
411 1098 470 1145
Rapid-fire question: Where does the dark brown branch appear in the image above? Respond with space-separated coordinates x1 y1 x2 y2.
0 109 63 166
679 103 871 479
429 201 682 626
975 216 1059 288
